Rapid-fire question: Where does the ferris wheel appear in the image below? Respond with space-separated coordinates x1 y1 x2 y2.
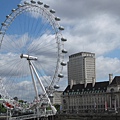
0 0 67 113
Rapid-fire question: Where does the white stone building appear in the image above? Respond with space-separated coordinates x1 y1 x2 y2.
50 91 63 105
61 75 120 113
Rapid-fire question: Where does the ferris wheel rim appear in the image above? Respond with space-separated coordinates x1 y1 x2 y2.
0 1 67 104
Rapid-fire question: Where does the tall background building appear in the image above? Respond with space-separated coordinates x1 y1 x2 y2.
67 52 96 85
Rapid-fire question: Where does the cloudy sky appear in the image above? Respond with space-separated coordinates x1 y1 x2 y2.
0 0 120 100
42 0 120 81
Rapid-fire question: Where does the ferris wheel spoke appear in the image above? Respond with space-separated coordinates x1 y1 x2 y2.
35 64 56 87
34 64 51 87
31 42 57 55
28 24 55 52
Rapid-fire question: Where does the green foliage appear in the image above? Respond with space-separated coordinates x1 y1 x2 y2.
0 103 7 113
19 100 24 103
46 106 51 110
54 104 60 112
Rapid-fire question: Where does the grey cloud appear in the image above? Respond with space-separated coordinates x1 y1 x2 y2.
49 0 120 20
21 0 120 21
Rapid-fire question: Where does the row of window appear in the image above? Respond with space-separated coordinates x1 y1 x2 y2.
68 105 105 109
63 90 105 95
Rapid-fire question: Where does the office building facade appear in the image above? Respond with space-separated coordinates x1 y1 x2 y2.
67 52 96 85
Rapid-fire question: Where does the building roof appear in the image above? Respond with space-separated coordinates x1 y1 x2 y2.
63 81 109 94
63 76 120 95
69 52 95 58
110 76 120 85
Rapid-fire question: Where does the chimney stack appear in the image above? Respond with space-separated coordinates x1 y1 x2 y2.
70 79 74 89
109 74 113 84
92 77 95 87
84 80 87 88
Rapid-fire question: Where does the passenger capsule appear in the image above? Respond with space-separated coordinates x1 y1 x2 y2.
1 23 7 26
62 49 67 53
6 15 13 19
12 9 16 12
55 17 60 21
0 31 4 34
58 73 64 78
6 15 10 18
50 9 55 13
61 37 67 42
31 0 36 4
37 1 43 5
54 85 60 89
24 1 29 4
42 102 48 106
44 4 49 8
59 26 64 30
49 94 54 98
61 62 66 66
17 4 22 7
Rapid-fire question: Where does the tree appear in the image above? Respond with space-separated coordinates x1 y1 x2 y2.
0 103 7 113
19 100 24 103
54 104 60 112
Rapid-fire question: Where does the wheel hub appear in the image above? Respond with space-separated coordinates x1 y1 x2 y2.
20 54 37 60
